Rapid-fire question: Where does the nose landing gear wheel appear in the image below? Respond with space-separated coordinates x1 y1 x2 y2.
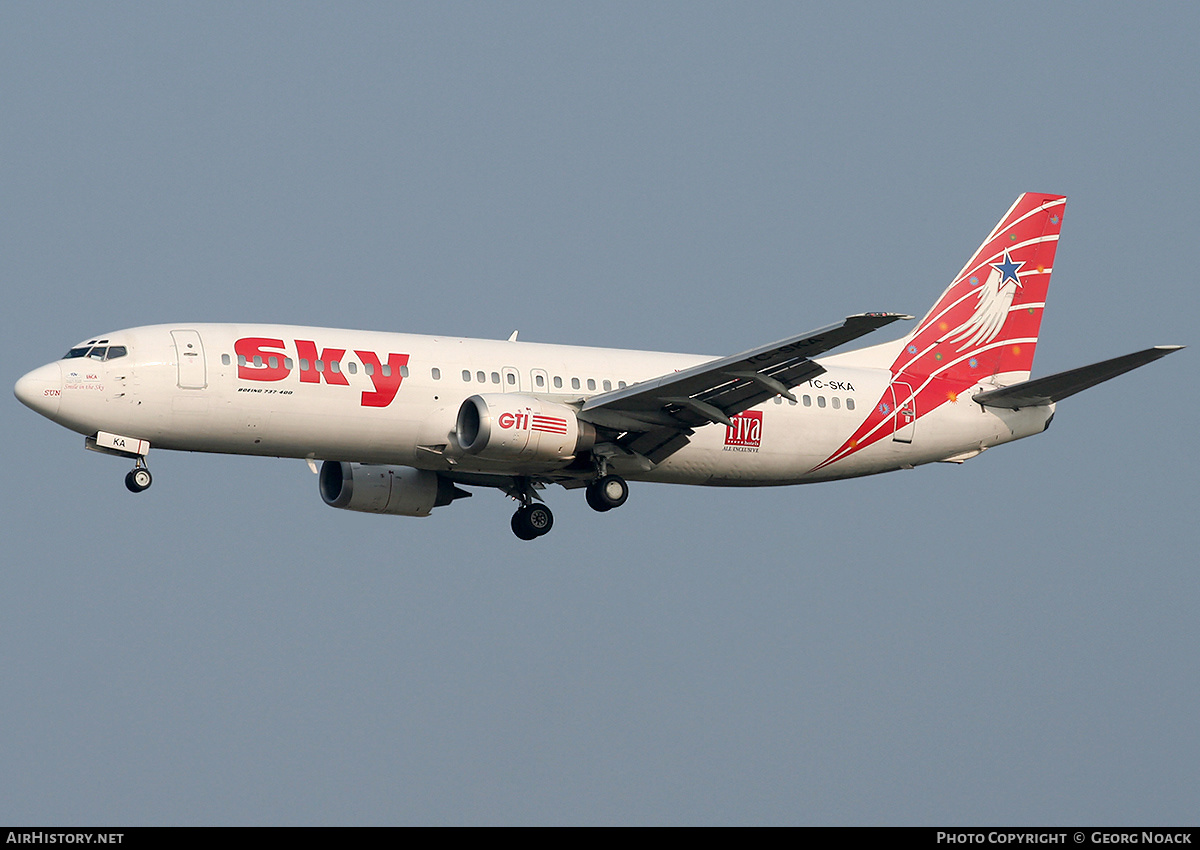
585 474 628 512
125 467 153 493
511 504 554 540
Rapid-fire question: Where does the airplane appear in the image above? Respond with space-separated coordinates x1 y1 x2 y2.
14 193 1183 539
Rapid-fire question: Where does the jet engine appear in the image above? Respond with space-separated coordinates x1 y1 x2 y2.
319 461 469 517
455 394 595 462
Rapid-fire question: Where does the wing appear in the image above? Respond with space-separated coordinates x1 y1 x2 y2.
972 345 1184 410
579 313 912 464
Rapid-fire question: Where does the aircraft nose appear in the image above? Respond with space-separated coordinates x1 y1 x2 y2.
14 362 62 417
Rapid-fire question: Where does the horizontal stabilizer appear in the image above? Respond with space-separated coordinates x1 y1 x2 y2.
972 345 1184 410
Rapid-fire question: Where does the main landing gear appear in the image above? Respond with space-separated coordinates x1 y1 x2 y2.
508 476 554 541
124 458 152 493
585 474 628 512
507 472 629 541
511 503 554 540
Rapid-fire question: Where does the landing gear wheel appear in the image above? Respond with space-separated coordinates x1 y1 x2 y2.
585 485 611 512
511 510 537 540
125 467 152 493
585 474 628 512
511 504 554 540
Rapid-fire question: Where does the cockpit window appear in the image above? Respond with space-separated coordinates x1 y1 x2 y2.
62 344 127 361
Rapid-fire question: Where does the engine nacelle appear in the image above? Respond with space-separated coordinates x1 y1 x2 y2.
455 393 595 462
319 461 467 517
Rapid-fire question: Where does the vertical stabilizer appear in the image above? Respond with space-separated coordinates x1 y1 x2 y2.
896 193 1065 384
811 193 1066 473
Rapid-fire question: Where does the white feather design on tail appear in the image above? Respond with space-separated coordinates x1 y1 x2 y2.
945 266 1017 352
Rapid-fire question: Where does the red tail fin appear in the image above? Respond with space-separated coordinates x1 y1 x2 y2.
811 193 1066 474
896 193 1065 384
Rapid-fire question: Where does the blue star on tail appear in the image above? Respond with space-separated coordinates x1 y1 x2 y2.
992 252 1025 287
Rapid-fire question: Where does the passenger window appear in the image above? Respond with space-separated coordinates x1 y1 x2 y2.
284 358 294 370
619 381 627 389
603 380 612 391
330 360 340 373
364 362 374 376
774 397 782 405
238 354 247 367
802 395 811 406
400 365 409 378
553 377 563 389
381 364 391 377
254 355 265 368
506 372 515 385
222 354 231 366
491 372 500 384
432 368 441 380
463 370 471 382
832 397 840 409
535 374 545 388
571 378 580 390
347 362 357 375
817 396 826 408
298 358 309 371
846 398 855 411
476 371 486 383
269 356 279 369
587 378 596 391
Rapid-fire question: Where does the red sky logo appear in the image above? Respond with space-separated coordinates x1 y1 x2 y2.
234 337 408 408
725 410 762 448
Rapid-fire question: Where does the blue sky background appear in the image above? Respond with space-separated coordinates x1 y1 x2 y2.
2 2 1196 825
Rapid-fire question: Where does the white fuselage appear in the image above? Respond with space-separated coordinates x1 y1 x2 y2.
19 323 1054 486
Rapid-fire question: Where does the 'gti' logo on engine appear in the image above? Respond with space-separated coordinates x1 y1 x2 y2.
498 410 569 435
724 410 762 451
498 411 529 430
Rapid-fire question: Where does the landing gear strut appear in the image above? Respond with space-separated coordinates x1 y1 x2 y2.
585 474 628 512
